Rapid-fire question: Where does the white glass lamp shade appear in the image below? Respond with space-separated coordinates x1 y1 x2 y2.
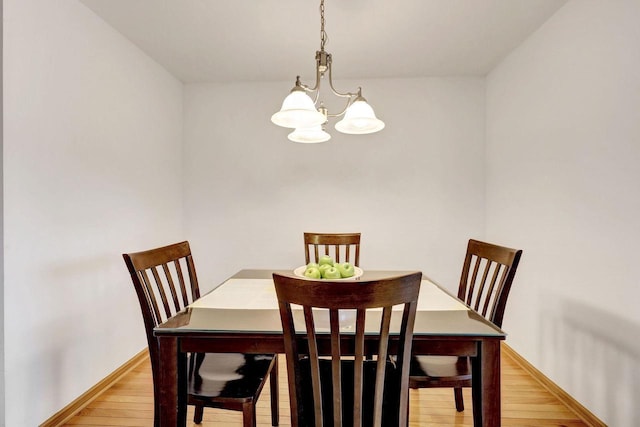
335 99 385 134
271 90 326 129
288 126 331 143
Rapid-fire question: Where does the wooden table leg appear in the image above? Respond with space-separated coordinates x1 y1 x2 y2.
158 336 187 427
472 340 501 427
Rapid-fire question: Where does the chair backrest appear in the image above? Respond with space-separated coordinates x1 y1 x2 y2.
123 241 200 382
457 239 523 328
273 272 421 427
304 232 361 266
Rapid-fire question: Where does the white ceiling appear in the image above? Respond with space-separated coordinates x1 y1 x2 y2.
80 0 567 83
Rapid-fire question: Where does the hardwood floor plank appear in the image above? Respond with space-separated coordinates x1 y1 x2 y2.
77 408 154 418
81 401 153 411
500 419 592 427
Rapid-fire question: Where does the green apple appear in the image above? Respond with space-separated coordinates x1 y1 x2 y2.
318 255 334 266
319 264 333 277
322 266 341 279
336 262 355 278
306 262 320 269
304 266 321 279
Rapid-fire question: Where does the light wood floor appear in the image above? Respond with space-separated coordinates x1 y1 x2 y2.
64 346 590 426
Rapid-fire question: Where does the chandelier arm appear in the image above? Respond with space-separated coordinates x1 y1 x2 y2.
310 87 321 104
298 82 321 105
297 59 323 95
326 66 359 98
325 96 355 118
298 81 319 93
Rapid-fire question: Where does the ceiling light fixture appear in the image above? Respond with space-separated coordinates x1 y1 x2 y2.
271 0 385 143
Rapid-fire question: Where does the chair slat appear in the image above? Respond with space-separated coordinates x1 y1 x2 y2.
397 301 417 427
150 266 172 320
329 309 342 427
303 306 324 426
185 255 200 299
489 268 509 321
481 263 503 317
353 309 366 427
162 263 181 311
373 307 393 427
138 270 162 326
172 259 189 306
474 259 493 312
466 255 481 306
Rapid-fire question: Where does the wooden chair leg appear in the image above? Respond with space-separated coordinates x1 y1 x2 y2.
406 394 411 427
153 396 160 427
193 405 204 424
270 356 279 426
242 401 256 427
454 387 465 412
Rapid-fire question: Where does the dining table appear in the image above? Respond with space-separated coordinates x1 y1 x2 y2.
154 269 505 426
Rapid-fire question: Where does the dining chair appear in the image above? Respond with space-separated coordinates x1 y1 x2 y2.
409 238 523 412
304 232 361 266
123 241 279 426
273 271 421 427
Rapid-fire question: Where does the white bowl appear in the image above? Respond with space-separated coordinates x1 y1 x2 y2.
293 265 364 281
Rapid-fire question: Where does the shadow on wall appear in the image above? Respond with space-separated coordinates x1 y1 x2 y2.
540 294 640 427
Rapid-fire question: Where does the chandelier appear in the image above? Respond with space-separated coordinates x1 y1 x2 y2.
271 0 385 143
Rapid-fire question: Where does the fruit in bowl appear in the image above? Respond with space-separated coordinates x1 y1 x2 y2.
318 255 334 266
318 263 333 276
303 266 321 279
336 262 355 278
322 266 342 279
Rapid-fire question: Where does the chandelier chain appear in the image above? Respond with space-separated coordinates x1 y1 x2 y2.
320 0 327 51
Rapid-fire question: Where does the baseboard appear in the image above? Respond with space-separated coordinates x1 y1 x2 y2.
39 349 149 427
502 343 607 427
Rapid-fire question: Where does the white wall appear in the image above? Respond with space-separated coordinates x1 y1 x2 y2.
486 1 640 425
183 78 486 295
0 0 5 421
3 0 183 424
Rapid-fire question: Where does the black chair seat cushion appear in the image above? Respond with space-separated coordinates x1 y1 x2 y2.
188 353 275 402
297 357 401 427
